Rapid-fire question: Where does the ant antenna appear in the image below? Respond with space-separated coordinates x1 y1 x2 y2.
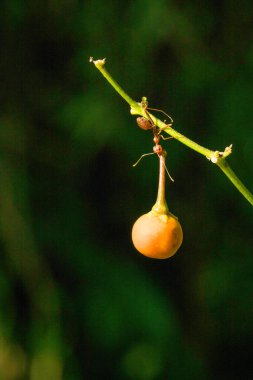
139 98 174 126
162 158 174 182
145 107 174 125
132 152 155 167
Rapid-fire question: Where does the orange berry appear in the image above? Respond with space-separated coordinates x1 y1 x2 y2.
132 210 183 259
132 142 183 259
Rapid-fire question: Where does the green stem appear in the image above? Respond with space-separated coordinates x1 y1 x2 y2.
90 58 253 206
90 58 142 113
217 160 253 205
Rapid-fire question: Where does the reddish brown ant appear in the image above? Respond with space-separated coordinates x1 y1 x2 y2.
137 97 173 133
133 133 174 182
133 99 174 181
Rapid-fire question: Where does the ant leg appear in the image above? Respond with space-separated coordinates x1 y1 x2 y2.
160 134 174 141
157 127 174 140
147 107 174 124
162 160 174 182
132 152 155 167
159 123 173 131
143 109 155 129
157 123 174 139
142 108 173 134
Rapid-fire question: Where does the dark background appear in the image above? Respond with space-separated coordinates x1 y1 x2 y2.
0 1 253 379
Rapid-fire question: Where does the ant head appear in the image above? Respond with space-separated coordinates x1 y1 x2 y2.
153 144 163 155
136 117 153 130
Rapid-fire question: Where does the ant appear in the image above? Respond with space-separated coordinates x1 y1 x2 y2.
136 97 174 133
133 99 174 182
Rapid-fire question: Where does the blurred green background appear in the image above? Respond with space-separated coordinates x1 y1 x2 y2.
0 0 253 379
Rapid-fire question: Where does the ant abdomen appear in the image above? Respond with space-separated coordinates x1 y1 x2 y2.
136 117 152 130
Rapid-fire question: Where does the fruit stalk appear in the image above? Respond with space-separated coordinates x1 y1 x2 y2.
152 153 169 215
131 152 183 259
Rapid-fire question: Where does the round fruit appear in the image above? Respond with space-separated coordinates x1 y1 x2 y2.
132 210 183 259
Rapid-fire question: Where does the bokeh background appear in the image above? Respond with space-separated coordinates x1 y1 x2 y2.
1 1 253 379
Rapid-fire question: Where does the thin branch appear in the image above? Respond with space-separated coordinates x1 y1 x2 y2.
90 57 253 206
